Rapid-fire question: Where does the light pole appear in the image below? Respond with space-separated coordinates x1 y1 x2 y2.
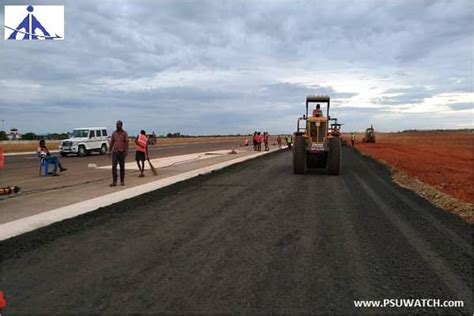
1 120 4 132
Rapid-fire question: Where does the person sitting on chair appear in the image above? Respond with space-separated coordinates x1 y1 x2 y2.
37 140 67 176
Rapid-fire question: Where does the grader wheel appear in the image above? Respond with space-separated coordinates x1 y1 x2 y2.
327 137 341 175
293 135 307 174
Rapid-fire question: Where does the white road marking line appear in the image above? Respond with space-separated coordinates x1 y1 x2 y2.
3 142 232 156
97 150 241 171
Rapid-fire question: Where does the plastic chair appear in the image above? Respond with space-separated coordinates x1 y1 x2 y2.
39 157 49 176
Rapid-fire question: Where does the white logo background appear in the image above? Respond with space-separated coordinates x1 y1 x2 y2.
4 5 64 40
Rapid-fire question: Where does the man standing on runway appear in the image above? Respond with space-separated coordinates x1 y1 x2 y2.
109 120 129 187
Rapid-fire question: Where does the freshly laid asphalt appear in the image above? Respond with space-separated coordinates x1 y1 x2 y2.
1 147 472 314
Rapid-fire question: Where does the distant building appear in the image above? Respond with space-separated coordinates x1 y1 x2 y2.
7 128 22 140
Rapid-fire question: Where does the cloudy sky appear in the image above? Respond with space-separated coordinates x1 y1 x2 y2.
1 0 472 135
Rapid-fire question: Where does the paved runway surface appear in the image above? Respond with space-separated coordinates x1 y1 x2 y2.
2 140 244 176
1 148 472 314
0 140 252 223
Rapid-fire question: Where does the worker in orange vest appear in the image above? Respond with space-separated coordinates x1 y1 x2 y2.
276 135 282 148
134 130 148 177
252 132 258 151
264 132 270 151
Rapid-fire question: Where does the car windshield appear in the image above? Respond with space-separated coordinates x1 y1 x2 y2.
72 129 88 138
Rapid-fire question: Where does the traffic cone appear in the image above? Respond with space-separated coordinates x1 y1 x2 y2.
0 290 7 309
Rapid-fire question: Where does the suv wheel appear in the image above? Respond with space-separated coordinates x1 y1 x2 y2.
100 144 107 155
78 145 86 157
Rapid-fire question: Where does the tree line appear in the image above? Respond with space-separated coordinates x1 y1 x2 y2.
0 131 69 141
0 130 251 141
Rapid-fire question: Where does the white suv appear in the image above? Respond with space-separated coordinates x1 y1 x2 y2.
59 127 109 157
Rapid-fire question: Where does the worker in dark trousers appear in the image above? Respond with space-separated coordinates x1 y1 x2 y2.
253 131 258 151
351 132 356 147
109 120 129 186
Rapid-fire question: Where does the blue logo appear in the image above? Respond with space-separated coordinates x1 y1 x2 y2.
4 5 64 40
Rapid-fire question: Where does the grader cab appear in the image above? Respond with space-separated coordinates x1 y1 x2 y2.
293 95 341 175
329 118 348 146
329 118 343 137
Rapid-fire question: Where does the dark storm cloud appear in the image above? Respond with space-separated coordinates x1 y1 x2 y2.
0 0 472 134
372 87 434 106
259 83 357 102
448 103 474 111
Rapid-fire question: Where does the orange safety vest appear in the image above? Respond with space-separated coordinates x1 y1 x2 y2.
136 134 147 152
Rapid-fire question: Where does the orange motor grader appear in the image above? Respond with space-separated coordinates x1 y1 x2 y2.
293 95 341 175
